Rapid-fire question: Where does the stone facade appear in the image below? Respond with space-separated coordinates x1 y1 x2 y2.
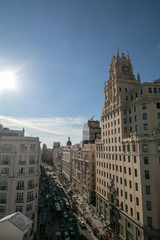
72 144 96 204
96 51 160 240
0 125 40 237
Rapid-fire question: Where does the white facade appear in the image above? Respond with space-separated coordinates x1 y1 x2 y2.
0 126 40 236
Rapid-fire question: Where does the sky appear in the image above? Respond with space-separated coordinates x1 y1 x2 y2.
0 0 160 147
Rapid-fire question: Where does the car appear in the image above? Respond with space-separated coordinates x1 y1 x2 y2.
69 227 75 236
79 221 86 228
64 211 68 218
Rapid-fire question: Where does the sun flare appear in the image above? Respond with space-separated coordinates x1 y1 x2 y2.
0 70 17 91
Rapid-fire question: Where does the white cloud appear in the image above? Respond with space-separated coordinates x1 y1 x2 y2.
0 115 87 147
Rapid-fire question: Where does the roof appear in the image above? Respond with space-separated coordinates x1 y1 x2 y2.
0 212 33 232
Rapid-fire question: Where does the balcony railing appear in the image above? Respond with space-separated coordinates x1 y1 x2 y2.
27 185 35 190
0 161 10 165
18 161 26 165
27 197 34 202
0 199 7 203
15 199 24 203
16 186 25 190
0 187 8 190
29 161 36 165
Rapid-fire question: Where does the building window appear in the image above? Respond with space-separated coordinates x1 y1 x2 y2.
157 103 160 109
119 87 121 92
137 212 140 220
140 89 143 95
129 168 131 175
146 201 152 211
143 113 147 120
26 204 33 212
130 208 133 216
19 168 25 174
143 144 148 152
135 115 137 121
29 167 34 173
144 157 149 164
146 185 151 195
136 197 139 206
129 181 132 188
130 194 133 202
20 144 27 151
135 183 138 191
145 170 150 179
0 206 5 214
148 88 152 93
0 181 8 190
124 179 127 186
0 193 7 203
30 144 36 151
144 124 148 130
125 204 128 212
147 217 152 227
16 206 23 212
142 103 147 110
135 169 138 177
1 168 9 174
154 88 157 94
16 193 23 202
17 181 24 190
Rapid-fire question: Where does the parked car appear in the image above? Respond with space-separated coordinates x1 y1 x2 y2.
79 221 86 228
69 226 75 236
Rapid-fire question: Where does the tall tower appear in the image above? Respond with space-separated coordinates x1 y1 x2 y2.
96 51 160 240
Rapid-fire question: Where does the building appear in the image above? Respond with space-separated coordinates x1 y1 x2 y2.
62 137 72 181
53 142 61 169
0 212 33 240
0 125 40 238
41 144 53 165
96 51 160 240
74 144 96 203
83 118 101 146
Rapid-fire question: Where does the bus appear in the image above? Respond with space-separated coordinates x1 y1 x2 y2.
69 199 76 211
55 202 61 212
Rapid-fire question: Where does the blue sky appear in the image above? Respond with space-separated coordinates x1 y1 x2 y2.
0 0 160 147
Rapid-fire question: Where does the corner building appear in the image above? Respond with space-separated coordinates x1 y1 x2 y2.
0 125 40 239
96 51 160 240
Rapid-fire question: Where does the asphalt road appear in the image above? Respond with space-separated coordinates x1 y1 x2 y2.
37 169 95 240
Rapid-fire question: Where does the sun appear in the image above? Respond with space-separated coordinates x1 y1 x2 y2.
0 70 17 91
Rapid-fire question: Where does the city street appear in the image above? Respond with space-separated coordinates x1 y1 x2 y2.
37 168 101 240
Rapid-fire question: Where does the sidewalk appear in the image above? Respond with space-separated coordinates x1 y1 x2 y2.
75 194 107 239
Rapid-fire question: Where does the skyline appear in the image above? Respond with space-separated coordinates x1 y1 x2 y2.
0 0 160 147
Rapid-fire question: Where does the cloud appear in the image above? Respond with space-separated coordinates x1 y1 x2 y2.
0 115 87 147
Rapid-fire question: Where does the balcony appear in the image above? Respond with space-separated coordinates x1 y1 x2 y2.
0 199 7 203
0 187 8 190
27 197 34 202
27 185 35 190
15 199 24 203
29 161 36 165
16 186 25 190
18 161 26 165
0 161 10 165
